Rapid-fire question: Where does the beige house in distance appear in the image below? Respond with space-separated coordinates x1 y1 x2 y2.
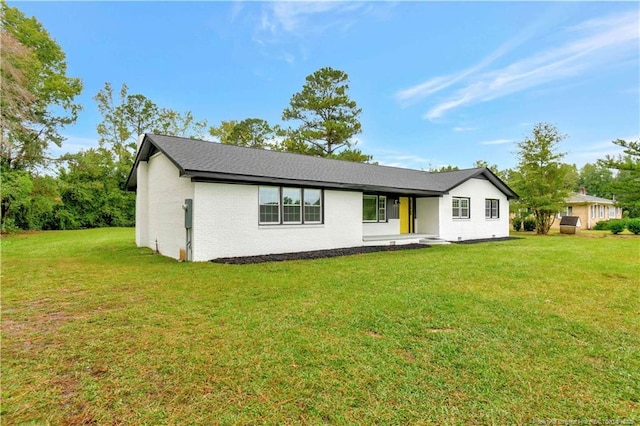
552 188 622 230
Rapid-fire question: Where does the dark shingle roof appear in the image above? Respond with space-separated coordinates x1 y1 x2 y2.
126 134 518 198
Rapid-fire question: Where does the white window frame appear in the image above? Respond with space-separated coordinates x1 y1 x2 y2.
259 186 281 224
303 189 322 224
485 199 499 219
282 187 302 224
599 205 604 218
453 197 470 219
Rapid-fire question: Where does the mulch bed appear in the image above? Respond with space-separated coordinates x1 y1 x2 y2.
211 244 430 264
211 237 521 264
452 236 521 244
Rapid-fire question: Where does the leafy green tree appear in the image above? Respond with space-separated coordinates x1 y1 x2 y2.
577 163 614 198
430 165 459 172
282 67 369 162
599 138 640 217
511 123 572 234
208 120 238 145
473 160 512 180
55 82 209 230
0 165 61 231
1 166 32 230
95 82 208 165
56 148 135 229
209 118 276 149
0 1 82 170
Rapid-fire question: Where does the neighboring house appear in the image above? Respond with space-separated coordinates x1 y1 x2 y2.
126 134 518 261
552 188 622 230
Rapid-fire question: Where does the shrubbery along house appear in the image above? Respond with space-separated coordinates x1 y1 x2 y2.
126 134 518 261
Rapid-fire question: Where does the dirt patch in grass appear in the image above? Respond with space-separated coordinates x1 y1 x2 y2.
211 244 430 264
427 328 455 333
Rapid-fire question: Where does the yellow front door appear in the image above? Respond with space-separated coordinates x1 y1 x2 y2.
399 197 409 234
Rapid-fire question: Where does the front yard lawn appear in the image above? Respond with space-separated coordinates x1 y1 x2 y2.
2 228 638 424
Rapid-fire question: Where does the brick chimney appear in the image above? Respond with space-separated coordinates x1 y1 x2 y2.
579 187 586 195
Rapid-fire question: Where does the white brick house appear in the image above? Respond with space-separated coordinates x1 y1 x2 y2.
126 134 518 261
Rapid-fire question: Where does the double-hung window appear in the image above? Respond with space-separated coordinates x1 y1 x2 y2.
485 199 499 219
303 189 322 223
259 187 280 224
259 186 323 225
452 197 470 219
363 195 387 222
283 188 302 223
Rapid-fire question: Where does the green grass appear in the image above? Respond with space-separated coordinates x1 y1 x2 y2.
2 228 639 424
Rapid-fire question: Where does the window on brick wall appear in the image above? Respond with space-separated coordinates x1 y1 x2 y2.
259 186 323 225
362 194 387 222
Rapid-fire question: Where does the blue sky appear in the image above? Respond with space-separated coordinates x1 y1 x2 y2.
14 1 640 170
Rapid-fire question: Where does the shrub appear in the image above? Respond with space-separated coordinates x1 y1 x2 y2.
609 221 625 235
593 221 609 230
594 219 628 232
513 218 522 231
523 218 536 232
627 218 640 235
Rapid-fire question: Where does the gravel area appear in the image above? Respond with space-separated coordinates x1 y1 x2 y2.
210 244 430 264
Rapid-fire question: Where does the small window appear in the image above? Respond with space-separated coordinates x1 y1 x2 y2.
259 187 280 224
453 197 470 219
378 196 387 222
599 205 604 218
485 199 499 219
363 195 378 222
362 194 387 222
283 187 302 223
303 189 322 223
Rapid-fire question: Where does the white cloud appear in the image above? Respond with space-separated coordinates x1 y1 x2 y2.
396 11 640 120
481 138 515 145
370 148 432 169
48 135 99 158
395 12 546 106
252 1 394 63
453 126 477 132
256 2 370 42
566 134 638 166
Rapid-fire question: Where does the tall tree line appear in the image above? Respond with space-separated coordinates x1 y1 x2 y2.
1 2 637 232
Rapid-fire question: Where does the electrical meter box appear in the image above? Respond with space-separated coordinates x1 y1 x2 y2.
184 199 193 229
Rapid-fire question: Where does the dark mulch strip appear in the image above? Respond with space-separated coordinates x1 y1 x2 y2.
453 236 522 244
211 244 430 264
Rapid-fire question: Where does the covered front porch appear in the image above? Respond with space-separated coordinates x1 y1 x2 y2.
362 194 443 245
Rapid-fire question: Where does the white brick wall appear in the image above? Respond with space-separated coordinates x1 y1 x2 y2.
191 183 363 261
362 219 400 236
135 154 512 260
438 178 510 241
135 161 149 247
137 153 194 259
